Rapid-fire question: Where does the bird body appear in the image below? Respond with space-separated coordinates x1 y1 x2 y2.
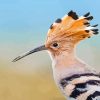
51 55 100 100
13 11 100 100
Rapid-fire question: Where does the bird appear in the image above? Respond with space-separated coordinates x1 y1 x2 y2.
13 10 100 100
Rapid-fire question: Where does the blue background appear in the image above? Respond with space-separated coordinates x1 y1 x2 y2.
0 0 100 45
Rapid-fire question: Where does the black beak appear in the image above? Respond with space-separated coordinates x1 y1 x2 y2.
12 45 47 62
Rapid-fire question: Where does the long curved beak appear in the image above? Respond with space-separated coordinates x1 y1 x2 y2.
12 45 47 62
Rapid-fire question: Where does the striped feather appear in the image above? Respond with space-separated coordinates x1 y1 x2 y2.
60 73 100 100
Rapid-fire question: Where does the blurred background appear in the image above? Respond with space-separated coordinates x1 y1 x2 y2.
0 0 100 100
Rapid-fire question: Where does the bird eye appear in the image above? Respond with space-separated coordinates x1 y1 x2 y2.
52 42 59 48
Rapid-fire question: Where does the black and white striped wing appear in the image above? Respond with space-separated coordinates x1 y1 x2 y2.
60 73 100 100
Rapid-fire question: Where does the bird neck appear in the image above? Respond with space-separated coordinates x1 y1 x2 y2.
51 48 85 69
49 47 87 83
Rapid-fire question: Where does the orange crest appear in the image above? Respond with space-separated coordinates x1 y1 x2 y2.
46 10 98 44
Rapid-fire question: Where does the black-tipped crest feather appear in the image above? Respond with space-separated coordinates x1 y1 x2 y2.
85 16 93 20
85 30 90 33
91 29 99 32
91 29 99 35
84 22 90 26
84 12 90 17
68 10 78 20
50 24 53 29
92 24 98 27
55 18 62 23
93 32 99 35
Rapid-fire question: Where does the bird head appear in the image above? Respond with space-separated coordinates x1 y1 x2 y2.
13 11 99 62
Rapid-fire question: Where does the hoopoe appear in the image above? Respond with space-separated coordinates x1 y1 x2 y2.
13 11 100 100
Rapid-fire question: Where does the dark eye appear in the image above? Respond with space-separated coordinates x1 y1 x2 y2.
52 43 59 48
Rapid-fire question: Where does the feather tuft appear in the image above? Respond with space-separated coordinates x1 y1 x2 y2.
68 10 78 20
84 12 90 17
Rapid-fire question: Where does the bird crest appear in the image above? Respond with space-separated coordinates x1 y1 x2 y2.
47 10 98 44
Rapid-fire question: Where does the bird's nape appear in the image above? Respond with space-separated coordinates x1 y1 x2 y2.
12 45 47 62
